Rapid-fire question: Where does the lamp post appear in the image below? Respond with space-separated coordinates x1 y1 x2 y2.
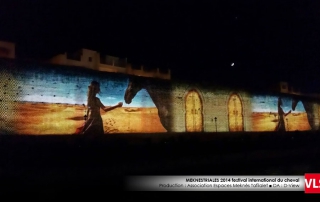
214 117 217 132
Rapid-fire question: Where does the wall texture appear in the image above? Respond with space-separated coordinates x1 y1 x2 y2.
0 58 318 135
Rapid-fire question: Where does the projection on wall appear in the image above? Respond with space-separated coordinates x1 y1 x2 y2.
251 95 311 131
0 59 166 135
0 58 318 135
228 93 244 132
185 89 203 132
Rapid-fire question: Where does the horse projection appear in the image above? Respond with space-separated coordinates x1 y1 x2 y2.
124 76 172 132
0 59 166 134
0 58 319 135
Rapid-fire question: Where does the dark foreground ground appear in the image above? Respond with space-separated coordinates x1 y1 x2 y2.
0 131 320 195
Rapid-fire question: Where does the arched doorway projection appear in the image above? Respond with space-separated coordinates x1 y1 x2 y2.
228 93 244 131
185 89 203 132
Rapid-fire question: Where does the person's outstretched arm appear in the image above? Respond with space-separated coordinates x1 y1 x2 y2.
103 102 123 112
96 98 123 112
284 110 292 116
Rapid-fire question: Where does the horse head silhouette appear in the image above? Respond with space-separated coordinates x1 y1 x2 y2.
124 76 172 132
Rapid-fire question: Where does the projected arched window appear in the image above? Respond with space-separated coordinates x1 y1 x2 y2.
228 93 244 131
185 89 203 132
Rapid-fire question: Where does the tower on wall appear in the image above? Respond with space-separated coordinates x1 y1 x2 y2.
49 48 171 80
0 41 15 59
279 81 289 93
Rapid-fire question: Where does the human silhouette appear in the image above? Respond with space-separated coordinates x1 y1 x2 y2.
76 80 123 135
275 97 291 131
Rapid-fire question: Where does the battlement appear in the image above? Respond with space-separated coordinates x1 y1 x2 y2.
49 48 171 80
278 81 320 99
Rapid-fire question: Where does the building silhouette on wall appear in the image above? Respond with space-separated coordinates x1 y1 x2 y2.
1 40 320 133
0 40 319 98
49 48 171 80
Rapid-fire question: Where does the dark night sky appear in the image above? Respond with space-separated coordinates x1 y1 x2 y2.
1 0 320 82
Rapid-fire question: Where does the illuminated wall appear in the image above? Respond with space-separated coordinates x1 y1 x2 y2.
0 58 319 135
170 82 253 132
